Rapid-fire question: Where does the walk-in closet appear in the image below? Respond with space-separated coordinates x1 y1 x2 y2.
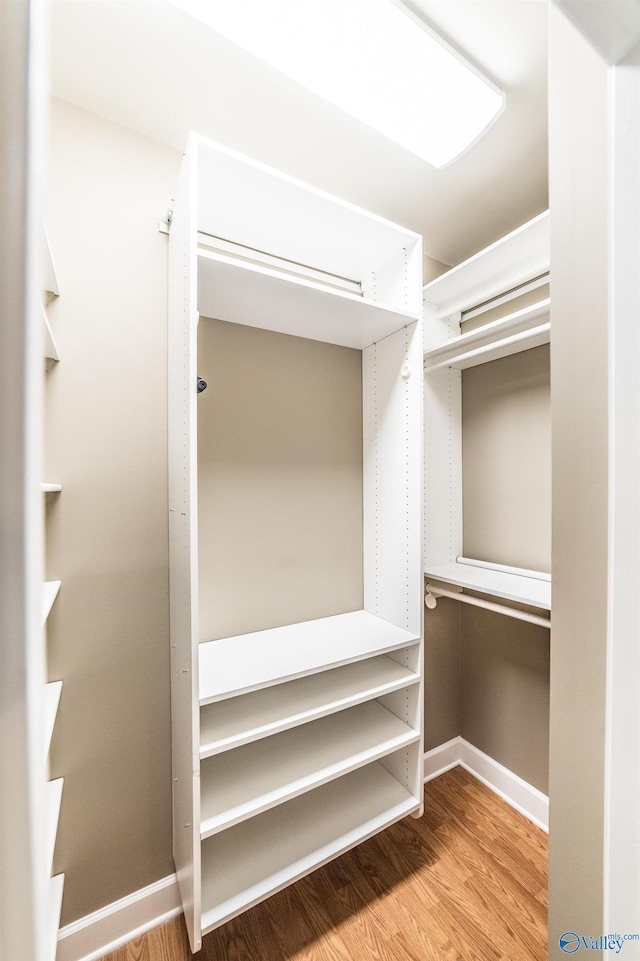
3 3 640 961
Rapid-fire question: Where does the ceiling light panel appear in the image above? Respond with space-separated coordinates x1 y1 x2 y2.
170 0 505 168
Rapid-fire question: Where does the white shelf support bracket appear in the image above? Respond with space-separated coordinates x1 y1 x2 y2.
159 204 174 235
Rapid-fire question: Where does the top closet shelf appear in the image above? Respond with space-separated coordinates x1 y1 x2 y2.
423 298 550 372
424 558 551 611
423 211 549 320
199 610 420 706
197 249 419 351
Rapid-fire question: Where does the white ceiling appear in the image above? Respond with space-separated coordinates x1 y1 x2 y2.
49 0 548 268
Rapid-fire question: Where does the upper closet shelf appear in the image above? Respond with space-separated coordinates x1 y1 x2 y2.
423 298 550 373
199 610 420 706
197 249 419 351
192 134 423 348
423 210 549 320
424 557 551 611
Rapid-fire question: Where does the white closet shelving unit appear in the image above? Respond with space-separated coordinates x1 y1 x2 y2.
42 230 65 957
168 134 424 953
422 211 551 622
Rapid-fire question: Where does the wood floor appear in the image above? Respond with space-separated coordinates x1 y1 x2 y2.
104 767 548 961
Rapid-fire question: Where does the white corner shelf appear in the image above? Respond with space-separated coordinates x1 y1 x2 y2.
200 655 420 759
44 681 63 761
200 701 419 839
45 779 63 876
46 874 64 961
197 250 418 351
42 305 60 364
42 227 60 300
199 610 420 705
423 210 549 320
423 298 550 373
41 581 61 626
200 761 419 933
424 558 551 611
41 483 62 494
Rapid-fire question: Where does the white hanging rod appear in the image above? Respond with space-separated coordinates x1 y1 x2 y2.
461 272 549 322
424 583 551 630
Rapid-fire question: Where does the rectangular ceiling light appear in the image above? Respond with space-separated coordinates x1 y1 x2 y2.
171 0 505 168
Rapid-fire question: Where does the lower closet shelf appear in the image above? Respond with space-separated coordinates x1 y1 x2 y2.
200 761 419 933
200 700 419 837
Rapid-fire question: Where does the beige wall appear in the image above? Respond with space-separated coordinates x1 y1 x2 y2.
460 607 550 794
424 344 551 790
462 345 551 573
45 99 181 924
548 5 609 949
197 318 363 641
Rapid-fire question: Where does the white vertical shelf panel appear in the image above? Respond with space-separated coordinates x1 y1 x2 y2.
168 134 202 955
363 323 423 636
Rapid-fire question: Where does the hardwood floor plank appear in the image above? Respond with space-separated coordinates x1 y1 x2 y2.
99 768 548 961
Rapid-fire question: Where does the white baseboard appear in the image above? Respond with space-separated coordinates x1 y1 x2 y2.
56 873 182 961
423 736 549 832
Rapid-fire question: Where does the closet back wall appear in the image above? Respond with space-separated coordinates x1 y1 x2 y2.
45 98 181 925
460 344 551 794
197 319 363 641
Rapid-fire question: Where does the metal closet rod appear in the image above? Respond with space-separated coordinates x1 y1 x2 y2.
424 583 551 630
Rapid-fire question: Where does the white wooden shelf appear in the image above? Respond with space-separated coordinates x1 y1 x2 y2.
200 701 419 839
423 211 549 320
44 681 62 761
42 227 60 300
41 483 62 494
42 305 60 364
423 299 550 373
45 779 63 876
197 250 418 351
200 655 419 759
200 761 419 932
47 874 64 961
196 135 420 302
199 611 420 705
424 558 551 610
42 581 61 626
